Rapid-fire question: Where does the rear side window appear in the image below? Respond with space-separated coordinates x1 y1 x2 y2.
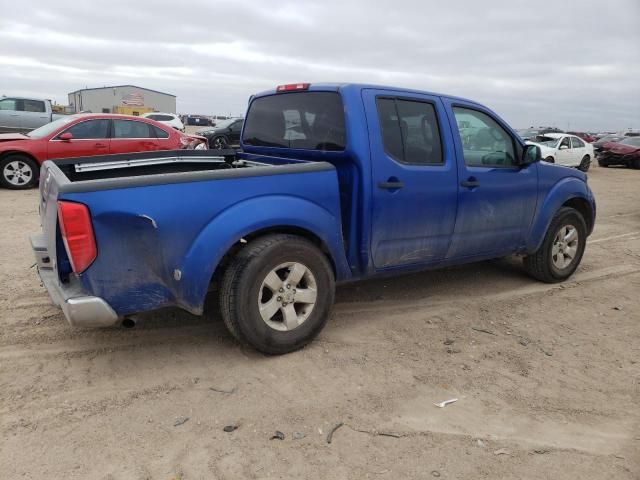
571 137 585 148
62 119 110 139
243 92 345 151
113 120 153 138
153 125 169 138
376 98 443 165
24 100 46 113
148 114 174 121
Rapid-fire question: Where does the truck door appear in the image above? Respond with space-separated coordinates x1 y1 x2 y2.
0 98 22 133
443 100 537 258
21 99 50 131
363 89 458 269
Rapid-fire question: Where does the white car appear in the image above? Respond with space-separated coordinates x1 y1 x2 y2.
141 112 184 132
526 133 594 172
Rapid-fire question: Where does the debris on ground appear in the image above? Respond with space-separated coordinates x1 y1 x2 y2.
434 398 458 408
533 449 549 454
493 448 510 455
209 386 236 394
223 424 238 432
270 431 285 440
326 422 344 444
518 337 531 346
613 306 623 311
471 327 497 336
292 432 306 440
447 348 461 354
476 439 486 448
173 416 189 427
444 338 455 345
431 470 441 477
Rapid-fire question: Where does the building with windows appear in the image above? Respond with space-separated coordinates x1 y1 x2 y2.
68 85 176 115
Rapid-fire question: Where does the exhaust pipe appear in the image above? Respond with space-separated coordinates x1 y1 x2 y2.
121 317 137 329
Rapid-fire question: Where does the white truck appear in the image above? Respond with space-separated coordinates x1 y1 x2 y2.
0 97 65 133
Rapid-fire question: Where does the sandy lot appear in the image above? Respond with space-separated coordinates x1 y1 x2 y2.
1 164 638 479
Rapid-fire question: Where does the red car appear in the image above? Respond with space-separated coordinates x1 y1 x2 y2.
0 114 207 189
597 137 640 169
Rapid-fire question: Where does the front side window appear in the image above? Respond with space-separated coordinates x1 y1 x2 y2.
0 98 19 111
571 137 585 148
61 119 110 139
23 100 45 113
243 92 345 151
113 120 153 138
376 98 443 165
452 107 516 167
559 137 571 149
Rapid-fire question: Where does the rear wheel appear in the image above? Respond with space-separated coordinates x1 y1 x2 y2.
220 234 335 354
211 136 228 150
577 155 591 172
0 155 39 190
523 207 587 283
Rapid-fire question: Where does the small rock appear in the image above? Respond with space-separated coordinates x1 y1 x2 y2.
293 432 306 440
444 338 455 345
270 431 285 440
173 416 189 427
614 454 625 460
476 439 485 448
223 424 238 432
613 306 622 311
431 470 441 477
447 348 461 354
493 448 510 455
533 449 549 454
518 338 530 346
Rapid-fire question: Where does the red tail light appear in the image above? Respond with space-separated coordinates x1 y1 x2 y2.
57 201 97 273
276 83 310 92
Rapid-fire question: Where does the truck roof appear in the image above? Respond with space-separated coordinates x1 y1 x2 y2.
252 83 483 107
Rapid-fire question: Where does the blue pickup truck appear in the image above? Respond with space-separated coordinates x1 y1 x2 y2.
31 83 596 354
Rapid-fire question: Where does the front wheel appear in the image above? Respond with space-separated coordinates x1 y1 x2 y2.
545 156 555 163
631 158 640 170
523 207 587 283
220 234 335 354
0 155 39 190
577 155 591 172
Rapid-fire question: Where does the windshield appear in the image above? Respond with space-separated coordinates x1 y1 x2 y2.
539 138 560 147
243 92 346 151
213 119 235 129
620 137 640 147
517 129 540 138
597 134 623 143
27 115 78 139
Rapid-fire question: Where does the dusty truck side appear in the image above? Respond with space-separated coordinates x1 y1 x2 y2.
0 97 64 133
31 83 596 354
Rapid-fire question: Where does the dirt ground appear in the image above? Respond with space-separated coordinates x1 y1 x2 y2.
1 164 638 479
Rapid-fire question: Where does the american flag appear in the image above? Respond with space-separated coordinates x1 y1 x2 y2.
122 92 144 106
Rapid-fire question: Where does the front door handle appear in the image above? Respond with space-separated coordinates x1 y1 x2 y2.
378 180 404 190
95 143 108 149
461 178 480 188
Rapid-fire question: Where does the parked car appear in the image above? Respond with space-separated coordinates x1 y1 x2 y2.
141 112 185 132
0 113 206 189
597 137 640 169
567 131 596 143
196 118 244 149
526 133 594 171
0 97 66 133
593 132 640 156
184 115 212 126
30 83 595 354
516 127 563 141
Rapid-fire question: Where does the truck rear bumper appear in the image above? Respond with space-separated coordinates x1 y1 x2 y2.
30 234 120 328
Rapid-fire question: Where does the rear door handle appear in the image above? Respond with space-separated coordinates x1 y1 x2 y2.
95 143 108 148
461 178 480 188
378 181 404 189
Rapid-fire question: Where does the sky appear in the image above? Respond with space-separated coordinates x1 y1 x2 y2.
1 0 639 131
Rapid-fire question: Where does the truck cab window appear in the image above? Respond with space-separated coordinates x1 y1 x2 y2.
376 98 443 165
452 107 516 167
243 92 345 151
0 98 19 111
23 100 46 113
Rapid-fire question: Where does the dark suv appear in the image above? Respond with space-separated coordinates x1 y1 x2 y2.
196 118 244 149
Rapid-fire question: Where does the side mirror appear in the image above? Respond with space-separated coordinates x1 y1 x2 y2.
559 145 569 150
521 144 541 166
58 132 73 141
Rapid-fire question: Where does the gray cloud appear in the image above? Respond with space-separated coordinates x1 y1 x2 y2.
0 0 638 130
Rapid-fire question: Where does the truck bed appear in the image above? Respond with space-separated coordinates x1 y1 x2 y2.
36 149 349 323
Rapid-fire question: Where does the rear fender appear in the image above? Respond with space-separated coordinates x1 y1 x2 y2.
527 177 594 252
175 195 350 314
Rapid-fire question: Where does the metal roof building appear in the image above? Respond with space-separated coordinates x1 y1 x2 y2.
68 85 176 115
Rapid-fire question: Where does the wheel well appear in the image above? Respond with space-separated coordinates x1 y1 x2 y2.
0 150 40 167
209 227 337 289
563 198 594 234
